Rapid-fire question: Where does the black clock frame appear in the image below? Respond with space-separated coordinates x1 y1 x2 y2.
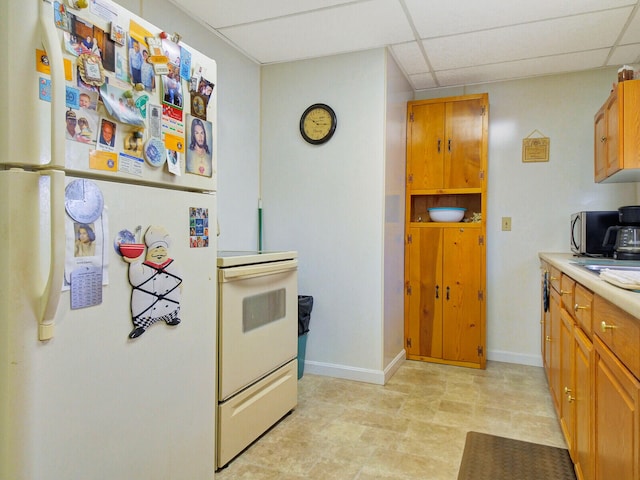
299 103 337 145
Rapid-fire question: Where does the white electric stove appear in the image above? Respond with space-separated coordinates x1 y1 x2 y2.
215 250 299 469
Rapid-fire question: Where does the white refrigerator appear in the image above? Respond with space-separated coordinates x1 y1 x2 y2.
0 1 218 479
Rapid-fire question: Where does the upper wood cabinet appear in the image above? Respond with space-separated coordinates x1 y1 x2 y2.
594 79 640 183
408 96 487 190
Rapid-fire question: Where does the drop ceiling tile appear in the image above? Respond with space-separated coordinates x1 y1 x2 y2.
217 0 413 63
608 43 640 66
620 7 640 44
409 73 437 90
177 0 356 28
434 49 610 88
404 0 635 38
391 42 429 75
424 8 633 71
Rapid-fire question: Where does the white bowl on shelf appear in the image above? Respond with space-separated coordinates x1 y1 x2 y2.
428 207 466 222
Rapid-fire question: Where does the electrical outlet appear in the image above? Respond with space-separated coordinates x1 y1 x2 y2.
502 217 512 231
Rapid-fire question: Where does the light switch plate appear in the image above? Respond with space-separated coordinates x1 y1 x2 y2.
502 217 512 231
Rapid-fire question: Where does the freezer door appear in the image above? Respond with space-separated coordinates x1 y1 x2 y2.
0 0 217 193
0 170 217 480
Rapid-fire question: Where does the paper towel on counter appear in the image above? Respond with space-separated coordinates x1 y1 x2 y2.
600 269 640 290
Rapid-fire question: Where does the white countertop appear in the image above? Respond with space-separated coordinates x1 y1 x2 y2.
539 253 640 321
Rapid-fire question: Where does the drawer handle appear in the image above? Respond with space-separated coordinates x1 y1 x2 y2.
564 387 572 394
546 336 551 342
567 395 575 403
574 303 587 313
600 321 617 333
600 136 607 143
560 289 571 296
550 276 558 281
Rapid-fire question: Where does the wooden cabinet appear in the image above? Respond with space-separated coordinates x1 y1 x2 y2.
573 283 593 336
407 97 486 190
574 326 594 480
544 266 563 412
541 267 595 480
548 283 562 412
593 295 640 480
540 262 551 372
540 260 640 480
405 226 483 366
594 79 640 183
559 308 575 453
594 336 639 480
560 277 594 480
405 94 488 369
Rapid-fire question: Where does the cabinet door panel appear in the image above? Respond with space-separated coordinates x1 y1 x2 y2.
605 92 619 177
406 228 443 358
594 106 607 182
574 327 593 480
541 265 551 372
621 81 640 171
442 228 482 362
594 337 639 480
549 288 562 412
560 309 575 454
445 99 484 189
408 103 445 190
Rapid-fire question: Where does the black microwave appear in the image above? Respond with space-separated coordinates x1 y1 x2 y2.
570 211 619 256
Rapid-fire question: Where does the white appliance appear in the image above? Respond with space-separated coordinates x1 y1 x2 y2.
0 1 218 479
216 251 298 468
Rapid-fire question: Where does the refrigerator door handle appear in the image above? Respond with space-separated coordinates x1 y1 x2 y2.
39 169 66 340
39 0 65 168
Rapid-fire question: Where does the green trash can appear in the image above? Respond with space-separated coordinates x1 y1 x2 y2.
297 295 313 379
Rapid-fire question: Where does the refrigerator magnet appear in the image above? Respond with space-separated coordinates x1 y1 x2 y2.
64 179 104 224
77 53 105 87
124 225 183 339
124 129 144 157
143 138 166 168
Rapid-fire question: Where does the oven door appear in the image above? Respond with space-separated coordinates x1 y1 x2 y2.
218 259 298 401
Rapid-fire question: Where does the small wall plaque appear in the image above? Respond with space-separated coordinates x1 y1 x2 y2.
522 129 549 163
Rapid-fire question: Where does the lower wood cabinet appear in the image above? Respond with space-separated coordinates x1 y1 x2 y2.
540 260 640 480
574 327 593 480
594 336 639 480
405 226 484 367
593 299 640 480
548 275 562 413
559 308 575 455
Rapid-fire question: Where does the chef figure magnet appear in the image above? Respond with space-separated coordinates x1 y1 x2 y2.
121 225 183 339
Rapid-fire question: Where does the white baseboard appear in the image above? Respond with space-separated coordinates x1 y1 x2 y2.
487 349 543 367
302 349 542 384
383 349 406 383
302 349 406 385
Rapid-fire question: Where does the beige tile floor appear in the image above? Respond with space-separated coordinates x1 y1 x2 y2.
215 360 566 480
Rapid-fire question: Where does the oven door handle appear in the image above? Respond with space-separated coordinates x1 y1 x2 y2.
220 259 298 281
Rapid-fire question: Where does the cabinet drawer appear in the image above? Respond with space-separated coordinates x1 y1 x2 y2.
560 274 575 311
594 295 640 379
573 283 593 336
549 266 561 293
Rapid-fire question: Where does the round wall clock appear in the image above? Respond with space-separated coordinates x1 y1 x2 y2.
300 103 337 145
